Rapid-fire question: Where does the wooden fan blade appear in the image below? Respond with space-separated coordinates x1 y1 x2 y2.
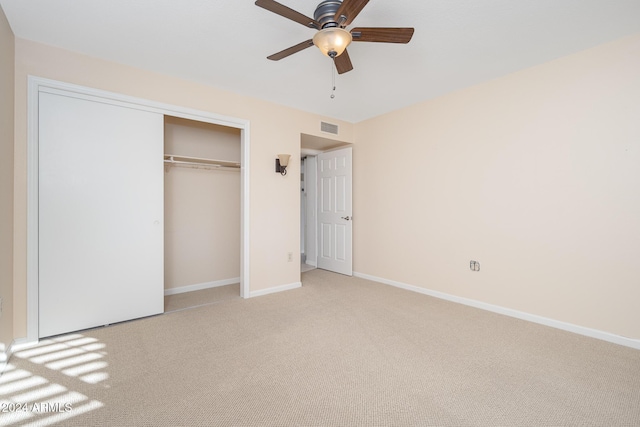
351 27 415 43
334 49 354 74
255 0 320 29
267 39 315 61
333 0 369 27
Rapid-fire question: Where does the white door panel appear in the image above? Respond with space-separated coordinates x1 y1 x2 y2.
317 147 352 275
39 92 164 338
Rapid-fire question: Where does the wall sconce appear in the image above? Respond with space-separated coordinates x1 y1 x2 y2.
276 154 291 176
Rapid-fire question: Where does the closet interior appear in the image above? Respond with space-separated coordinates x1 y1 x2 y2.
164 116 241 301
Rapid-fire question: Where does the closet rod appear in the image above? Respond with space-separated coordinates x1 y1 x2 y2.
164 154 240 170
164 159 239 171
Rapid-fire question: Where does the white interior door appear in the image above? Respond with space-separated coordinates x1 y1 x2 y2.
317 147 352 275
38 91 164 338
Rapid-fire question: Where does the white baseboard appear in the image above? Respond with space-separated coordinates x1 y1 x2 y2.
354 272 640 350
164 278 240 296
305 261 317 267
249 282 302 298
0 345 9 376
10 337 38 353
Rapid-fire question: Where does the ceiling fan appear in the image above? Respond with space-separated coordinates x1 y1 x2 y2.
255 0 414 74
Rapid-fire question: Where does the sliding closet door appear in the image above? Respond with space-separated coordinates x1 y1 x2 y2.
39 91 164 338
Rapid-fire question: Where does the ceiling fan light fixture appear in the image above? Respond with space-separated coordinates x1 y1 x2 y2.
313 27 352 58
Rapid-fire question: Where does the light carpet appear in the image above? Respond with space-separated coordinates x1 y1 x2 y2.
2 269 639 426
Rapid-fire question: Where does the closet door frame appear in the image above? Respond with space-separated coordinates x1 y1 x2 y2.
26 76 251 344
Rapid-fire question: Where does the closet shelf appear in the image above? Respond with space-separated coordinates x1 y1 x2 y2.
164 154 240 170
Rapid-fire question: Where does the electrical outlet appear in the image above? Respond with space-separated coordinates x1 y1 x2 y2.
470 260 480 272
287 252 293 262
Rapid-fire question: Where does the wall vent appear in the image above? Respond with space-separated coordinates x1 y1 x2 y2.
320 121 339 135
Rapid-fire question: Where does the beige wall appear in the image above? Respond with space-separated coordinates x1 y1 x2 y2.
164 117 241 290
354 33 640 339
0 6 14 354
9 30 639 344
12 38 354 339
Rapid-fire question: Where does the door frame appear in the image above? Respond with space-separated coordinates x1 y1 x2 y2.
26 76 251 343
301 155 318 267
301 146 353 275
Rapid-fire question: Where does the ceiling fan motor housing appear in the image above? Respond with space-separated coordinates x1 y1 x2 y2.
314 0 343 28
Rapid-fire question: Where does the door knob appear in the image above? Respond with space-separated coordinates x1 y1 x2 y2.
341 216 351 221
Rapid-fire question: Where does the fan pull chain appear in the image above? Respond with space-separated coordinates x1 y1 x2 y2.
330 60 336 99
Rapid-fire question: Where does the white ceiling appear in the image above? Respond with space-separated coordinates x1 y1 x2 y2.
2 0 639 123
